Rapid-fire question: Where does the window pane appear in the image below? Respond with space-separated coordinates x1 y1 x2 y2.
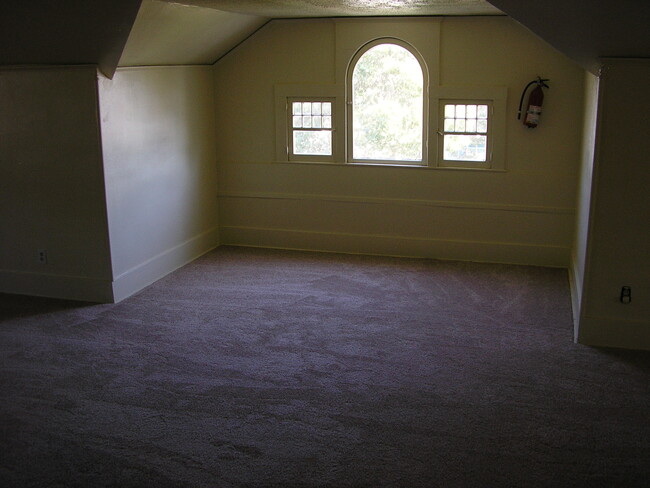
444 134 487 162
444 104 455 118
313 116 322 128
455 119 466 132
322 103 332 116
444 118 455 132
455 104 466 119
477 105 488 118
302 102 312 115
303 116 312 128
312 103 321 116
352 43 423 161
466 119 477 133
293 116 302 128
293 102 302 115
477 119 488 133
293 130 332 156
323 116 332 128
466 105 477 119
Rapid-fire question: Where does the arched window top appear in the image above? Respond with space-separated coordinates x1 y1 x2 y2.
351 39 425 85
348 38 428 163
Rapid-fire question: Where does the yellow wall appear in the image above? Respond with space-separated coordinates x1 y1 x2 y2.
571 72 599 335
213 17 585 266
0 65 220 303
576 59 650 349
0 67 113 301
98 66 220 301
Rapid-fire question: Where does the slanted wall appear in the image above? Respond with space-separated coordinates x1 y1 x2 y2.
98 66 219 302
0 66 113 301
576 59 650 350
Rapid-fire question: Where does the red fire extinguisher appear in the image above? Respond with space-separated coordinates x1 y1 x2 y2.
518 77 549 128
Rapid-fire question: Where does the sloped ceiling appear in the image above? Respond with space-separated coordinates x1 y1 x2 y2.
119 1 268 66
0 0 142 77
1 0 649 77
126 0 650 72
0 0 501 77
120 0 501 67
487 0 650 73
164 0 502 17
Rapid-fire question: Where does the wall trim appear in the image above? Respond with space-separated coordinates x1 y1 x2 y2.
111 226 220 303
577 315 650 351
568 254 583 341
0 270 114 303
218 191 573 215
219 159 511 172
0 64 98 73
220 225 569 267
112 65 214 73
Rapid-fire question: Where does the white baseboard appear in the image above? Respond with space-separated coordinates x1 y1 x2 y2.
0 270 114 303
570 256 650 351
568 256 583 341
0 227 220 303
220 226 569 267
577 315 650 351
111 226 219 302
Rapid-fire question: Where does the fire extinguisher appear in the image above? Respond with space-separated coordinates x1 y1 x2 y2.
518 77 550 128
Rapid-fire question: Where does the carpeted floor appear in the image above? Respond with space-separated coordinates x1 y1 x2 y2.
1 246 649 487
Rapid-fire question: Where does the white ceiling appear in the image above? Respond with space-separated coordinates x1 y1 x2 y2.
2 0 647 75
145 0 650 74
120 0 502 67
120 1 268 66
162 0 502 17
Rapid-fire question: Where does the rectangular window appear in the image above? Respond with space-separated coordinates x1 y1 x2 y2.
288 99 334 161
440 101 492 168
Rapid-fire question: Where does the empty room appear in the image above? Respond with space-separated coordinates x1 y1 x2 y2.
1 0 649 486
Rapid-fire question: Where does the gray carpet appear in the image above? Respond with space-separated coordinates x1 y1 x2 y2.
1 246 649 487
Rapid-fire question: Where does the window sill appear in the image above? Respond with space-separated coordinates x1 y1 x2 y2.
348 161 427 169
433 165 507 173
273 160 506 172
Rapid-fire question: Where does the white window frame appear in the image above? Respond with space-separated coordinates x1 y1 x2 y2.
435 86 507 171
438 99 493 169
274 84 345 163
287 97 336 162
346 37 429 166
275 21 507 171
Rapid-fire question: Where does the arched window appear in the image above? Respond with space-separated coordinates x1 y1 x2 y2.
348 39 427 163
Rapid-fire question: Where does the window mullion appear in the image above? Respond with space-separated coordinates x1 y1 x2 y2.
288 98 335 160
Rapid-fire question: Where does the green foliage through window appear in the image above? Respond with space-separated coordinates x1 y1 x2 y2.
442 103 489 162
352 43 423 161
289 100 333 158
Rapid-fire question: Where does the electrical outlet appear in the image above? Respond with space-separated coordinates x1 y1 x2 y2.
620 286 631 304
38 249 48 264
